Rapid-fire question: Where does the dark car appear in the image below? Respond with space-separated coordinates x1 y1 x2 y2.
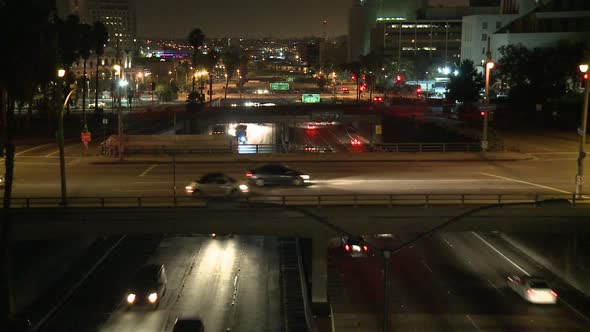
246 164 310 187
125 264 167 309
172 318 205 332
341 236 369 258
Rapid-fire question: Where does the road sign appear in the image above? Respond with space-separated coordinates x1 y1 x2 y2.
479 104 496 111
81 131 92 143
375 124 382 135
270 82 290 91
302 94 321 103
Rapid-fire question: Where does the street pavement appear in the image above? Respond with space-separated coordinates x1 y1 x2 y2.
329 232 589 331
40 235 281 332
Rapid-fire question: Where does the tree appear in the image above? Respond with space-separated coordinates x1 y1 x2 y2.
201 50 219 101
188 28 205 98
222 48 240 99
340 61 361 101
92 21 108 114
78 23 94 128
497 41 585 111
447 59 483 103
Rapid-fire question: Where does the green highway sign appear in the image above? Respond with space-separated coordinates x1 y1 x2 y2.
302 94 321 103
270 82 290 90
286 77 295 82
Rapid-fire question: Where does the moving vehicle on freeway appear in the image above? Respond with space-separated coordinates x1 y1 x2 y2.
125 264 167 309
172 318 205 332
341 236 369 258
185 173 249 197
507 275 558 304
246 164 310 187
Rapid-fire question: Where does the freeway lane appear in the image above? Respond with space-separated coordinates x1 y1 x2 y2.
41 235 281 332
329 232 588 331
4 157 581 198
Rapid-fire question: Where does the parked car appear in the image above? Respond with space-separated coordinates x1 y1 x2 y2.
125 264 167 309
185 173 249 197
246 164 310 187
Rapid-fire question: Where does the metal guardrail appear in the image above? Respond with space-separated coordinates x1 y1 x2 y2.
7 194 582 208
371 142 482 153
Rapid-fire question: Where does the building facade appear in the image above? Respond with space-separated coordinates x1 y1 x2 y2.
461 0 590 67
87 0 137 52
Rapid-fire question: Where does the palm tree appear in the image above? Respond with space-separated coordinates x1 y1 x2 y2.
222 48 240 100
78 23 93 128
188 28 205 96
203 50 219 101
92 21 108 114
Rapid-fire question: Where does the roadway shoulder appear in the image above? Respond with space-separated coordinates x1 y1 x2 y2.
89 152 533 164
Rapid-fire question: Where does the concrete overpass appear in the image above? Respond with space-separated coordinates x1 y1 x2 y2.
7 194 590 312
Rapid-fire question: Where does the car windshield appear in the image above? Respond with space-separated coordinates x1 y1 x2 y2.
529 281 550 289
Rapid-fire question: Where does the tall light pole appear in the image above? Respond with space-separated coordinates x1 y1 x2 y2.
482 60 494 152
118 79 128 161
57 69 75 206
576 63 590 197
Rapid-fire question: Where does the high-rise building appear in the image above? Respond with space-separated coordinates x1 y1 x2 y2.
348 0 380 61
87 0 137 52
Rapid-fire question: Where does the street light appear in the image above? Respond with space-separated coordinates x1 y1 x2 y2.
57 69 65 78
576 63 590 197
482 60 494 152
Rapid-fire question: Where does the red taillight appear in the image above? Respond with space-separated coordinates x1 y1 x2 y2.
550 290 558 297
363 245 368 252
344 244 350 251
246 172 253 177
527 289 536 296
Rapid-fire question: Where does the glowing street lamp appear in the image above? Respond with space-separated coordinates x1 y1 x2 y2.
57 69 66 78
576 63 590 197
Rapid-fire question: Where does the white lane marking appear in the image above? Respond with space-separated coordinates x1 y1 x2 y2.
530 152 578 155
138 164 158 177
44 144 79 157
421 260 433 273
0 143 55 162
472 232 530 276
480 172 571 194
465 315 481 331
487 279 498 289
443 238 454 248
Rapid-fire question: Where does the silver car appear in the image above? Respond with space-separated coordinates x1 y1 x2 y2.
185 173 249 197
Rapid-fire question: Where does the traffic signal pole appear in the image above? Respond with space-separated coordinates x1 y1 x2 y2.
576 75 590 197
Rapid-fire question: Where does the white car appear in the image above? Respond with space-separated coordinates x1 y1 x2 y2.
507 276 558 304
185 173 249 197
88 101 106 108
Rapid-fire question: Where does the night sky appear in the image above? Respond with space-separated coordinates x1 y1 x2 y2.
134 0 349 39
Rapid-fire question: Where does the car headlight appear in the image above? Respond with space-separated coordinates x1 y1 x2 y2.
239 184 249 192
300 175 310 180
148 292 158 304
127 293 136 304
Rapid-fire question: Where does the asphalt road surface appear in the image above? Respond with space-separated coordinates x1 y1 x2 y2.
329 232 589 331
40 235 281 332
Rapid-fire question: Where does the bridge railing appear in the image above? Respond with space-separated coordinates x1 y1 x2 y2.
7 193 583 209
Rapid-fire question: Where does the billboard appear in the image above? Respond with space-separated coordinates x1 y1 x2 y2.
269 82 290 91
302 94 321 103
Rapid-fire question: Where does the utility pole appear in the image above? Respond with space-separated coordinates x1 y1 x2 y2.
382 250 391 332
576 63 590 197
482 37 494 152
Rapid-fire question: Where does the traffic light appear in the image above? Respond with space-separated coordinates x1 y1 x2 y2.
584 73 589 80
416 84 422 97
480 111 485 117
395 74 404 83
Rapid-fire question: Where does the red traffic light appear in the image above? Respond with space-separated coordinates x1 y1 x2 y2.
480 111 485 116
584 73 589 80
395 74 403 83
